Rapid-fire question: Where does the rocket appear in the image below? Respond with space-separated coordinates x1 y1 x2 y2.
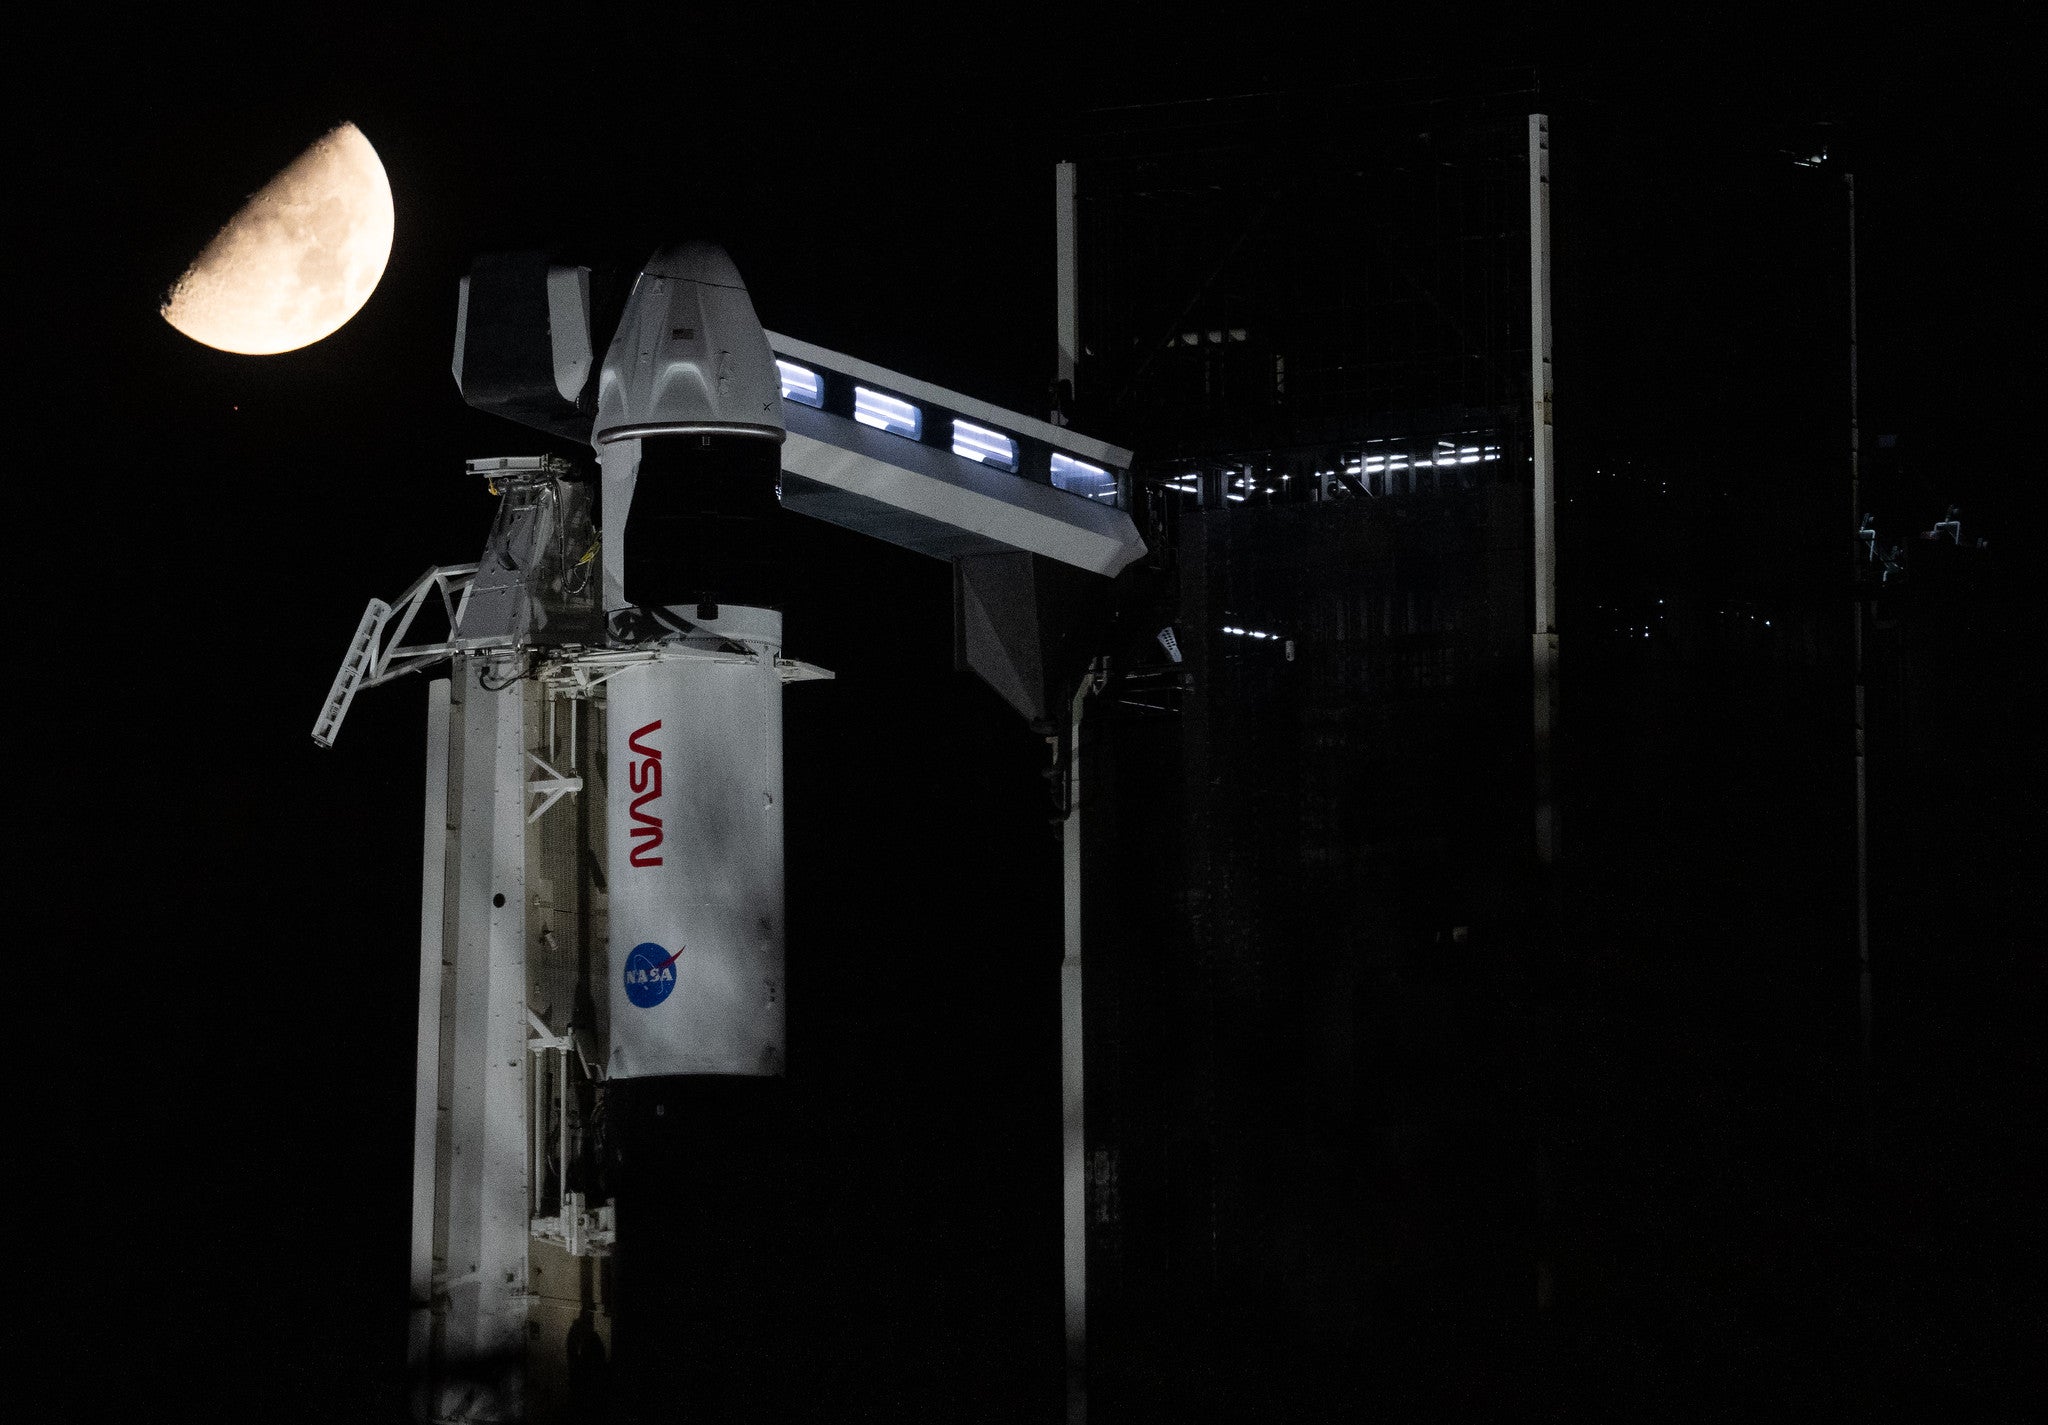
450 239 795 1081
589 243 790 1081
332 241 807 1419
326 228 1143 1422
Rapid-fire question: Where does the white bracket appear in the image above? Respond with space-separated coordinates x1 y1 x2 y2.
533 645 837 701
525 1008 573 1055
525 1008 613 1256
777 657 836 683
311 564 484 747
524 753 583 823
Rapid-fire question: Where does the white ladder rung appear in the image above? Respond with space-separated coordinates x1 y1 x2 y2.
312 598 394 748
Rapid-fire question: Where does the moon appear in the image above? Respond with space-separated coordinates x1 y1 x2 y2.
161 122 394 355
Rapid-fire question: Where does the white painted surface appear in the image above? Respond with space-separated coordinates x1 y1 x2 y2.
605 640 786 1079
781 426 1143 577
408 678 451 1384
1062 677 1089 1423
437 660 531 1418
767 330 1132 471
595 243 783 443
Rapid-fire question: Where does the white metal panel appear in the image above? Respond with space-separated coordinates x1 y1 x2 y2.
1061 677 1088 1423
439 658 531 1417
595 243 783 443
451 274 470 388
545 265 593 402
598 439 639 615
479 664 532 1372
408 677 452 1385
780 418 1144 578
605 638 785 1079
766 330 1133 471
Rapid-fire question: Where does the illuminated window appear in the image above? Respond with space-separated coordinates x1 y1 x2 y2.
951 420 1018 471
775 360 824 408
853 387 921 438
1051 452 1117 502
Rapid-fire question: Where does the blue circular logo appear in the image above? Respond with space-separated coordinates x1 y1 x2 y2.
623 942 681 1008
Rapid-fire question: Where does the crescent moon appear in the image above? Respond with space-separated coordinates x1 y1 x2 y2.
161 122 394 355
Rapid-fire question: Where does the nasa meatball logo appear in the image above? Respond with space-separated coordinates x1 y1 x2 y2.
623 942 683 1008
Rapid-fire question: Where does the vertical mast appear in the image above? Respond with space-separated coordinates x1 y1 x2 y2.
1055 160 1080 425
408 677 452 1413
1057 156 1088 1423
1062 674 1090 1425
1848 171 1873 1129
1528 114 1559 866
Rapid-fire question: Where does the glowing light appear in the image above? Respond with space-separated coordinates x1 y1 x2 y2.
951 420 1018 470
775 360 824 407
853 387 921 438
1051 453 1117 501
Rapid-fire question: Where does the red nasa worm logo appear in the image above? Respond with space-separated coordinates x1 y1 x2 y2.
627 719 663 866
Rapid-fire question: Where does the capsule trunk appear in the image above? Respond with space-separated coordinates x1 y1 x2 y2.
604 633 786 1079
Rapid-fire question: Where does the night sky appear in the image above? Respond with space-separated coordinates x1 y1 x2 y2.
24 9 2041 1421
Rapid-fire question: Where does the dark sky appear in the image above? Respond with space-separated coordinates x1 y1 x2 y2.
22 8 2039 1420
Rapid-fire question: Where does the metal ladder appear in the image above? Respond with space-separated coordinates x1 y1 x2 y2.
311 598 392 748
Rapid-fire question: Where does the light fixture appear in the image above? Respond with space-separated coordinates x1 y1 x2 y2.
853 386 921 438
1051 453 1117 501
775 360 824 408
951 420 1018 470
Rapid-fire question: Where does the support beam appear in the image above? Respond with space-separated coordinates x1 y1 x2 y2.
1848 171 1873 1128
432 658 532 1420
1055 160 1079 420
408 677 452 1409
1061 671 1091 1424
1528 113 1559 866
777 404 1143 577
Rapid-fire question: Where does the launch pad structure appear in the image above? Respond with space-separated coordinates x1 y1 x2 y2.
319 96 1556 1422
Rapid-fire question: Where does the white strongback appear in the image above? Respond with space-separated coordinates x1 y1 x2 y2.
417 659 532 1420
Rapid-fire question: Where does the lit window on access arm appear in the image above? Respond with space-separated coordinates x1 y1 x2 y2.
775 360 824 408
1051 453 1118 502
951 420 1018 471
854 387 921 439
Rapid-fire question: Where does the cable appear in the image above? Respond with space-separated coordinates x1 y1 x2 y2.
478 653 533 691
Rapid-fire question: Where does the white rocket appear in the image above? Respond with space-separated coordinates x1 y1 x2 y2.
316 237 1143 1422
590 243 789 1081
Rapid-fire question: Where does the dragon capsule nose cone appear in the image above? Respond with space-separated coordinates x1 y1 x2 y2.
641 240 750 291
595 240 782 443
